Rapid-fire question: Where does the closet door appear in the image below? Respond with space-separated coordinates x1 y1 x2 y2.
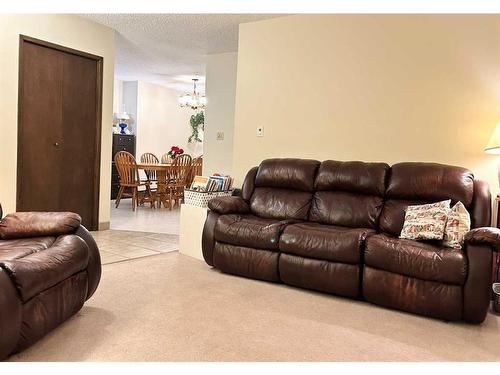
17 36 103 230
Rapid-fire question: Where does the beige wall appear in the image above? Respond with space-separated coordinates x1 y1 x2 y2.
0 14 115 226
204 52 238 175
113 78 123 115
136 81 203 162
122 81 138 134
233 15 500 196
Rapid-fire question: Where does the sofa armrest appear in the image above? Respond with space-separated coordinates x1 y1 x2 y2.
0 268 21 359
74 225 102 300
202 211 219 266
0 235 89 302
0 212 81 240
208 196 250 215
464 227 500 252
462 227 500 323
463 241 492 323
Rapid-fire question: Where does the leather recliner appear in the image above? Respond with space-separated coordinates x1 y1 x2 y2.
202 158 499 324
0 205 101 359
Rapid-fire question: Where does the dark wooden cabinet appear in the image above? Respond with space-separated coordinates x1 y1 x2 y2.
111 133 136 199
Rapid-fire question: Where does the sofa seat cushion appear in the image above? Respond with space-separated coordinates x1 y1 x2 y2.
214 214 291 250
213 242 280 282
363 266 463 321
0 235 89 302
279 253 360 297
0 236 56 261
280 222 374 263
365 234 467 285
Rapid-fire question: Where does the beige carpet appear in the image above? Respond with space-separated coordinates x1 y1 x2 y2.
9 252 500 361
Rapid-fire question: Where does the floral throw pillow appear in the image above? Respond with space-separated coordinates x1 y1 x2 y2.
399 200 451 241
442 202 470 249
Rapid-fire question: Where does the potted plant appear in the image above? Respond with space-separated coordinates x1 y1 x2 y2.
167 146 184 159
188 111 204 143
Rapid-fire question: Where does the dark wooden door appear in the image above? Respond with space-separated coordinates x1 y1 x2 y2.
17 36 102 230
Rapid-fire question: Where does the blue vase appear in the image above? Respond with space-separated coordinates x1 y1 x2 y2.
119 122 127 134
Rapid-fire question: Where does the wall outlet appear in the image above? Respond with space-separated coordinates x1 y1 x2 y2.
256 126 264 137
216 131 224 141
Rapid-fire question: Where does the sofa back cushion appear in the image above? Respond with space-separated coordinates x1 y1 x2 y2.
379 162 474 236
250 158 320 220
309 161 390 229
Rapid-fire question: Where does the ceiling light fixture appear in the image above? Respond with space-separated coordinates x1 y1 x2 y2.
179 78 206 110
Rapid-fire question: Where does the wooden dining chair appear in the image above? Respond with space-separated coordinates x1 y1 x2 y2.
114 151 155 211
155 153 175 209
194 155 203 175
186 155 203 188
140 153 159 185
161 153 173 164
164 154 192 209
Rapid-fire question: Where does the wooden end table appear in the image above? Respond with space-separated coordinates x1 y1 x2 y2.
492 196 500 283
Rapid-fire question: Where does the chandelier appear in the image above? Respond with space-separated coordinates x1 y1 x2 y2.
179 78 206 110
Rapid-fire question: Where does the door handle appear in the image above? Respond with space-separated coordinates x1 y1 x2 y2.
54 142 60 147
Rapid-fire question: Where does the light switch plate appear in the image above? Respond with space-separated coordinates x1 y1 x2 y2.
216 131 224 141
256 126 264 137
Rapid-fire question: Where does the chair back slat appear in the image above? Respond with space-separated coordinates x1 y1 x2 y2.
194 155 203 175
169 154 192 186
114 151 139 185
140 153 159 181
186 155 203 187
161 153 173 164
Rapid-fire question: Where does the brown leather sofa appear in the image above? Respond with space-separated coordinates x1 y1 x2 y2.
0 205 101 359
202 158 500 324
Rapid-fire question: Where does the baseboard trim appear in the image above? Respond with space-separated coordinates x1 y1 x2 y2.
98 221 110 230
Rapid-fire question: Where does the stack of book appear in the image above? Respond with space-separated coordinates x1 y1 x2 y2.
190 174 233 192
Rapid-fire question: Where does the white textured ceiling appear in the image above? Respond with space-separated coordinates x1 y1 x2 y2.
81 14 283 93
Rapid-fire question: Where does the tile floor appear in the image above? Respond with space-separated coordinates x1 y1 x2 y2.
110 199 180 234
90 229 179 264
90 199 182 264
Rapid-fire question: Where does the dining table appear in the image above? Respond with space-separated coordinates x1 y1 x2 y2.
136 162 174 208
